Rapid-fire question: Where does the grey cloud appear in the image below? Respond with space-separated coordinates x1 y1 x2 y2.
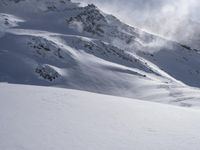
73 0 200 46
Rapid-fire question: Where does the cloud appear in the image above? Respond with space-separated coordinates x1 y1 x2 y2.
73 0 200 45
68 20 84 33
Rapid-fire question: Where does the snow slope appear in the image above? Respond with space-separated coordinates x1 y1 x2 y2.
1 83 200 150
1 1 200 149
0 0 200 107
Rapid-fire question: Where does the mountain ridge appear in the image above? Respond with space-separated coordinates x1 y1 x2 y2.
1 0 200 107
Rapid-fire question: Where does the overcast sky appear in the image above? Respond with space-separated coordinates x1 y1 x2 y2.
73 0 200 38
74 0 200 22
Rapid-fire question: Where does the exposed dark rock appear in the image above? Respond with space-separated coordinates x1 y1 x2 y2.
35 65 59 81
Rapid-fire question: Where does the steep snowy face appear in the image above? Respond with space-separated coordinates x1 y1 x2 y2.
0 0 25 4
137 43 200 88
0 0 71 5
1 0 200 106
0 0 76 14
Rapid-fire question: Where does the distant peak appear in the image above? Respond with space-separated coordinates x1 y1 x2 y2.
86 4 97 9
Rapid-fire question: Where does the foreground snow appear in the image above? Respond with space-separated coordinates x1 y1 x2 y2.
1 83 200 150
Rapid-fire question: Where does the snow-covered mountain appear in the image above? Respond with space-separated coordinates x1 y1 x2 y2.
173 19 200 51
0 0 200 107
1 1 200 149
139 17 200 51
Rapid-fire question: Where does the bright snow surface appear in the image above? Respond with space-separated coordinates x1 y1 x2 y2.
1 83 200 150
1 1 200 149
